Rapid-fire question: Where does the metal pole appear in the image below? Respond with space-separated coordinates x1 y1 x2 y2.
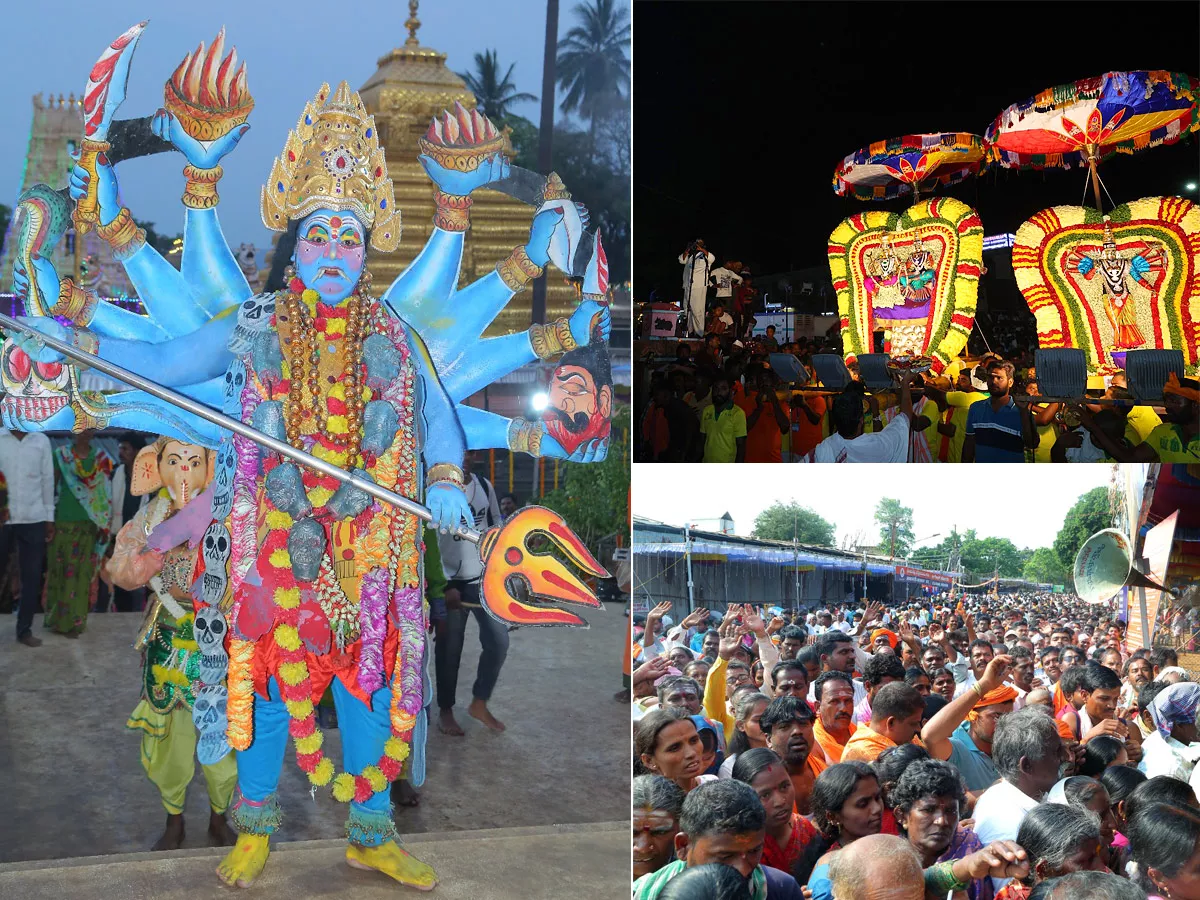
531 0 559 326
685 523 695 614
0 313 481 543
1138 585 1151 650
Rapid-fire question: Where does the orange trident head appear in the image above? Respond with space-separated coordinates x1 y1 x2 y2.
477 506 608 628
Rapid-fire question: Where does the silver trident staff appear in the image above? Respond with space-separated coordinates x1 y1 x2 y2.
0 312 481 543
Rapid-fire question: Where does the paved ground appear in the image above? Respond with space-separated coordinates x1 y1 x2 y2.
0 606 628 863
0 822 627 899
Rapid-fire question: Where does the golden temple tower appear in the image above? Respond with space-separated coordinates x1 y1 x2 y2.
358 2 577 336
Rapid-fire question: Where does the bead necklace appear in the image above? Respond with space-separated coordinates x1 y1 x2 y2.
281 285 369 462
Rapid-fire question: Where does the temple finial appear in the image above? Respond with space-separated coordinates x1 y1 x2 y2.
405 0 421 46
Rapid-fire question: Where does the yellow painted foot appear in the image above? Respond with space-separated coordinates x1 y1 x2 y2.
216 833 271 889
345 840 438 891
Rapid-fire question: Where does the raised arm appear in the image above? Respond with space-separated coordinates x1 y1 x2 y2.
408 326 472 532
922 655 1011 760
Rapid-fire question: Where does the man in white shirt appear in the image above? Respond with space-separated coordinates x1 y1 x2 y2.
972 706 1068 891
0 429 54 647
435 452 508 736
802 374 915 463
709 264 743 305
679 240 715 338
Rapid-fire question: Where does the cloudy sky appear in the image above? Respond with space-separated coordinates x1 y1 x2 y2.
634 464 1149 553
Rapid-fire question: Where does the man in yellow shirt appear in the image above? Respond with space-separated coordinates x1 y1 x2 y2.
699 374 747 463
926 372 987 463
1082 375 1199 463
1106 372 1162 445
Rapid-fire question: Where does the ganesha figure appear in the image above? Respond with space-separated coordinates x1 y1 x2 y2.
108 438 238 851
6 24 612 892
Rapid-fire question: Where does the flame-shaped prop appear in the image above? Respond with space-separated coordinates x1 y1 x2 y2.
417 100 505 172
478 506 608 628
163 27 253 141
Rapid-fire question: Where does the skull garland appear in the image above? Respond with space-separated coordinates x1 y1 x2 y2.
199 521 231 607
210 441 237 522
192 684 231 765
193 605 230 686
222 359 247 415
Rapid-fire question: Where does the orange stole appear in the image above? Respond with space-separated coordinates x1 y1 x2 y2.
814 718 857 764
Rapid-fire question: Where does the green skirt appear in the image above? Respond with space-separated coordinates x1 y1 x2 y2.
43 520 101 635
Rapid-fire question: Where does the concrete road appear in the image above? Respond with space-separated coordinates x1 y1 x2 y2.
0 605 629 863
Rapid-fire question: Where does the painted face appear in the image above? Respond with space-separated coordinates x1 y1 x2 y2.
633 810 679 879
662 686 701 716
294 209 366 303
544 364 612 455
773 667 808 701
159 441 209 509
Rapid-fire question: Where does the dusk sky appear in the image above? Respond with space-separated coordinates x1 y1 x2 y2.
0 0 583 250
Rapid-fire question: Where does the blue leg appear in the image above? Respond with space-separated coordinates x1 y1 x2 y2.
331 677 396 846
118 244 211 337
229 677 289 835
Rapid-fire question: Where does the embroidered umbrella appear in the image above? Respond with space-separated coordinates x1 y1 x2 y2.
832 132 990 202
985 70 1199 210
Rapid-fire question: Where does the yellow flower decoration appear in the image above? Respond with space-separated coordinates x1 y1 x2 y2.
286 698 314 719
310 757 335 787
363 765 387 793
269 548 291 569
275 587 301 610
384 736 410 762
266 510 293 530
295 732 324 755
274 623 301 650
279 661 308 687
307 486 335 508
332 772 356 803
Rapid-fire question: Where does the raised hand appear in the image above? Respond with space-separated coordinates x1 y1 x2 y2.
978 654 1014 694
632 655 671 686
568 298 611 347
646 601 672 627
717 614 747 660
681 607 710 630
961 841 1029 881
426 482 471 534
69 157 122 226
151 109 250 169
12 256 61 314
523 206 565 269
928 623 946 644
418 150 510 198
742 606 767 638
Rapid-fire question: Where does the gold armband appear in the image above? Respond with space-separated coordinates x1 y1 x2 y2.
51 278 98 326
96 207 146 261
528 317 579 360
426 463 465 488
182 164 222 210
507 418 544 457
495 246 544 293
433 191 472 232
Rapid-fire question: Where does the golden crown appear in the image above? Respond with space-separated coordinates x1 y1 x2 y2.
260 81 400 252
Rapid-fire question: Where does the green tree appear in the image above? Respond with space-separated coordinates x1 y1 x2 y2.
1054 487 1116 579
751 502 835 547
539 403 631 557
1024 547 1067 585
456 50 537 123
875 498 915 559
556 0 631 144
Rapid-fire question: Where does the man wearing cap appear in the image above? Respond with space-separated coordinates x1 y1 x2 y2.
922 655 1017 795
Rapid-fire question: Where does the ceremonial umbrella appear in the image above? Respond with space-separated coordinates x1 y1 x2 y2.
984 70 1199 210
832 132 990 202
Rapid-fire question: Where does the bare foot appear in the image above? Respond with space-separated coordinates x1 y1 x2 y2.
346 840 437 891
208 810 238 846
468 698 506 732
152 813 185 851
438 709 464 736
216 833 270 888
391 779 420 807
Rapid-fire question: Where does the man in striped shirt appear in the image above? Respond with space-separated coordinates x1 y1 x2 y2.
962 360 1034 463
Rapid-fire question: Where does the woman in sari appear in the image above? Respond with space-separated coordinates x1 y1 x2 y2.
43 430 113 636
891 758 993 900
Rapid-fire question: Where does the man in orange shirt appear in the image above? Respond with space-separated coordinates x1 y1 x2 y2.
736 369 789 463
841 682 925 763
761 696 826 815
813 671 857 763
789 391 827 461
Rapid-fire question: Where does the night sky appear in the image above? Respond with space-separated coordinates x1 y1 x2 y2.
633 1 1200 298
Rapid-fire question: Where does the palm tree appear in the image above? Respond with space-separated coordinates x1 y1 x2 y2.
456 50 537 123
556 0 631 142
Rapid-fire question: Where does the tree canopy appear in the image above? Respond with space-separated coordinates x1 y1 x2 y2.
752 501 836 547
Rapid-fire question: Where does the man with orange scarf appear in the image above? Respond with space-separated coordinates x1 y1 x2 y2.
922 655 1017 799
841 682 926 763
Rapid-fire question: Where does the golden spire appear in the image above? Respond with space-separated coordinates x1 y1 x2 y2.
405 0 420 47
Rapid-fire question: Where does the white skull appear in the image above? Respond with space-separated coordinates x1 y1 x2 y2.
200 522 230 606
194 605 227 653
211 442 237 521
192 684 231 765
240 293 275 323
222 360 247 410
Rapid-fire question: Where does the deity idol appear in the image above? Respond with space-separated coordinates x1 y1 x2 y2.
6 25 613 891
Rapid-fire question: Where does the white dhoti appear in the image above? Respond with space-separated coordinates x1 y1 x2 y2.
680 250 714 337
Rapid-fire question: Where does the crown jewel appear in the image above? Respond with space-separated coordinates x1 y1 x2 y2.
260 81 400 252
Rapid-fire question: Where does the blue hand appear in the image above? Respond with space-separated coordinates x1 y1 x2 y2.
569 437 609 463
6 317 69 364
69 161 121 226
426 482 471 533
568 300 611 347
418 151 510 198
151 110 250 169
525 208 565 268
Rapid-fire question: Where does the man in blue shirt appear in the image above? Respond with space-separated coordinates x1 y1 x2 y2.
963 360 1033 463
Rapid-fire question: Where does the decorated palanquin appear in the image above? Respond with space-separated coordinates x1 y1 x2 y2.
1013 198 1200 376
828 197 984 373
